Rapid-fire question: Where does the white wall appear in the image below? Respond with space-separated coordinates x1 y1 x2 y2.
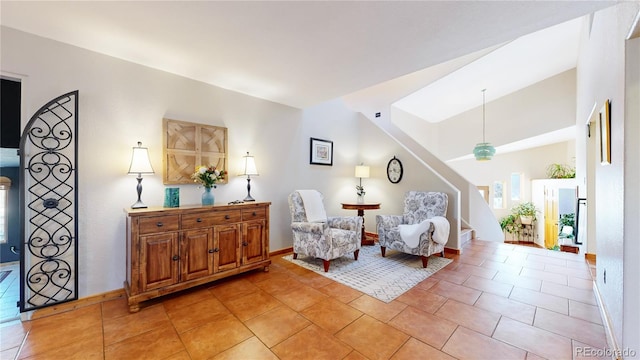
0 27 367 298
575 2 640 351
624 34 640 359
2 25 440 300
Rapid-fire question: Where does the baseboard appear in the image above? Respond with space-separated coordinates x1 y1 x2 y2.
444 247 461 255
31 288 125 320
365 231 378 239
592 280 622 360
270 247 293 256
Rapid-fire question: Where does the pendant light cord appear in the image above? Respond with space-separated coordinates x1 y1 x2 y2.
482 89 486 143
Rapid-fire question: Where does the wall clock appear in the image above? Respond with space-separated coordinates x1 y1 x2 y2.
386 156 403 183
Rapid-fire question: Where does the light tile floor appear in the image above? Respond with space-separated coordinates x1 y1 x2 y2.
0 240 607 359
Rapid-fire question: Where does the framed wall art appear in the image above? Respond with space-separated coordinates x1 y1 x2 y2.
599 99 611 165
163 118 228 184
309 137 333 166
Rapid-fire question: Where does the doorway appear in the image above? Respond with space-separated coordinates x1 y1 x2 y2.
0 77 21 323
531 178 578 251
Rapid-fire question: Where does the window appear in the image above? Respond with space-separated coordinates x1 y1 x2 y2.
511 173 522 201
493 181 506 209
0 176 10 244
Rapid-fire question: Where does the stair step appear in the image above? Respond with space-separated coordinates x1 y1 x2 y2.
460 227 475 245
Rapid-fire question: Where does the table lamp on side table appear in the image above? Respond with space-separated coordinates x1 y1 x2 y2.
355 164 370 204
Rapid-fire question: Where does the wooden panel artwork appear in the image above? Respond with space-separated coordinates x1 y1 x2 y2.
163 118 228 185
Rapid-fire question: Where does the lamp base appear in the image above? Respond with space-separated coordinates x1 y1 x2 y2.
131 176 147 208
131 200 147 209
244 177 255 201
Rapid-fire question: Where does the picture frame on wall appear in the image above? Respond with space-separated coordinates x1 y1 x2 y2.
599 99 611 165
309 137 333 166
162 118 228 184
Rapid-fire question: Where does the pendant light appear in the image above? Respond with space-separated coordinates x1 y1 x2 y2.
473 89 496 161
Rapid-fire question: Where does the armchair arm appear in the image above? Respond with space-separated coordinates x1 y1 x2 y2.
291 222 327 235
375 215 403 230
327 216 362 232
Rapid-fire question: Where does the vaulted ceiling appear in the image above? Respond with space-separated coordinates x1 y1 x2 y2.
1 1 614 111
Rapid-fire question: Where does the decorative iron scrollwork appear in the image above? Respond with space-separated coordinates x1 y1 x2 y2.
20 90 79 312
42 198 59 209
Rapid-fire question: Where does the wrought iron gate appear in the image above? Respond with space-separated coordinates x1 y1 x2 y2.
19 91 78 312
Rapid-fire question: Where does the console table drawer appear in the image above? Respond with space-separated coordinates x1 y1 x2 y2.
182 212 218 229
210 210 242 224
139 215 180 234
242 208 266 220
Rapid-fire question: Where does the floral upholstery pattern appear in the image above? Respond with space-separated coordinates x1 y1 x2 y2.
288 191 362 272
376 191 448 267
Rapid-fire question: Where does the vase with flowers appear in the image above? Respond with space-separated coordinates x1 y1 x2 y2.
191 165 226 206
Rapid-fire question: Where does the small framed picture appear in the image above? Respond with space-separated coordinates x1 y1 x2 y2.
309 137 333 166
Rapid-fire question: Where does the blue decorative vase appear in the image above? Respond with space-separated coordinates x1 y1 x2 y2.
202 187 215 206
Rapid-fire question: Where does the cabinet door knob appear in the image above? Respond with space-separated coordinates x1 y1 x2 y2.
157 222 163 227
208 249 214 253
242 241 248 246
172 255 179 261
214 248 219 252
225 215 230 220
197 218 203 222
252 212 256 216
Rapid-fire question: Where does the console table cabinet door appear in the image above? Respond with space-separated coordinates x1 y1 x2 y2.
214 224 241 272
140 232 179 292
242 220 267 265
180 229 214 281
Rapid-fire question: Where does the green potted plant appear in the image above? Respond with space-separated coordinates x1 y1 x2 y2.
511 202 538 225
546 163 576 179
558 213 575 238
499 214 520 238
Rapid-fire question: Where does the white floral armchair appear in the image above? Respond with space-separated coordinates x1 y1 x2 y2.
376 191 449 268
288 190 362 272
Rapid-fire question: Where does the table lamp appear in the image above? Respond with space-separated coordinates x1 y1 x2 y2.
128 141 154 208
355 164 370 203
239 151 259 201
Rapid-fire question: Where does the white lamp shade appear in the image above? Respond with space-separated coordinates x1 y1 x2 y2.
128 143 154 175
239 152 259 176
355 165 370 178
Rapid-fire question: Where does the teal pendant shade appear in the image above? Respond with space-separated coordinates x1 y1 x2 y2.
473 142 496 161
474 89 496 161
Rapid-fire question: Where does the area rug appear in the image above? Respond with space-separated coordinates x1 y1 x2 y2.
0 270 11 284
282 246 452 303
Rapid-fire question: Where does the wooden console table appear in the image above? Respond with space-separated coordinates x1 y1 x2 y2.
341 202 381 246
124 202 271 312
